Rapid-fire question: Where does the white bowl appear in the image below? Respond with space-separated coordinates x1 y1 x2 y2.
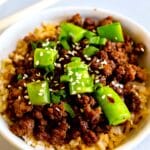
0 7 150 150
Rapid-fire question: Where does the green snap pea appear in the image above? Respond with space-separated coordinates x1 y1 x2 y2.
95 85 131 125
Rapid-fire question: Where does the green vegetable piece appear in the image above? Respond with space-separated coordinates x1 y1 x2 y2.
60 75 70 82
34 48 58 72
95 86 131 125
60 39 70 50
99 37 107 45
64 103 75 118
51 93 61 104
83 46 99 57
97 22 124 42
17 74 23 80
60 22 86 43
62 58 94 95
27 81 50 105
84 30 96 39
89 36 100 45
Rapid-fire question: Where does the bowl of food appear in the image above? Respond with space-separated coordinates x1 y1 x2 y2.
0 7 150 150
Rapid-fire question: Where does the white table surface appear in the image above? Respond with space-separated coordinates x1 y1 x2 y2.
0 0 150 149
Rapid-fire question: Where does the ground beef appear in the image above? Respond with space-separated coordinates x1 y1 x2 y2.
82 130 98 145
45 103 67 121
68 13 82 26
13 99 33 118
83 17 96 30
10 118 34 137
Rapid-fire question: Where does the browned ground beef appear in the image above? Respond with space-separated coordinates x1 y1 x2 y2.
5 14 147 146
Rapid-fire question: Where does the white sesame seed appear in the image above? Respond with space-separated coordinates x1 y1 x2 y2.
96 59 100 63
101 60 107 65
24 95 29 99
86 57 91 61
35 60 39 66
38 93 43 96
72 91 76 95
28 57 32 61
40 52 44 56
95 79 100 83
58 57 64 62
55 63 61 68
18 86 22 90
65 55 69 58
61 86 65 89
7 85 11 88
49 88 53 92
84 55 88 58
95 70 100 74
46 49 50 52
32 79 35 82
18 96 21 100
36 72 41 77
55 107 60 112
36 80 41 83
101 95 106 99
28 101 31 105
77 94 81 98
108 94 112 97
23 83 27 87
39 89 44 93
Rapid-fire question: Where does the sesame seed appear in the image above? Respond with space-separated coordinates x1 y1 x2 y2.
95 70 100 74
39 89 44 93
65 55 69 58
38 93 43 96
84 55 88 58
7 85 11 88
28 101 31 105
40 52 43 56
96 59 100 63
24 95 29 99
101 60 107 65
35 60 39 66
95 79 100 83
53 80 58 83
49 88 53 92
36 80 41 83
55 107 60 112
101 95 106 99
18 96 21 100
46 49 50 51
86 57 91 61
58 57 64 62
55 63 61 68
72 91 76 95
32 79 35 82
23 83 27 87
108 94 112 97
61 86 65 89
18 86 22 90
28 57 32 61
36 72 41 77
77 94 81 98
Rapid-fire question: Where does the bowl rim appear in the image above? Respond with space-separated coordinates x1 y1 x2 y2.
0 6 150 150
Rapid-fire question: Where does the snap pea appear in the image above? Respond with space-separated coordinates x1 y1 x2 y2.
95 85 131 125
83 46 99 57
34 48 58 72
97 22 124 42
27 81 50 105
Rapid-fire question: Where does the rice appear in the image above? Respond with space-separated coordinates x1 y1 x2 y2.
0 22 150 150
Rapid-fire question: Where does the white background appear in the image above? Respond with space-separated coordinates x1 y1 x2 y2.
0 0 149 149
